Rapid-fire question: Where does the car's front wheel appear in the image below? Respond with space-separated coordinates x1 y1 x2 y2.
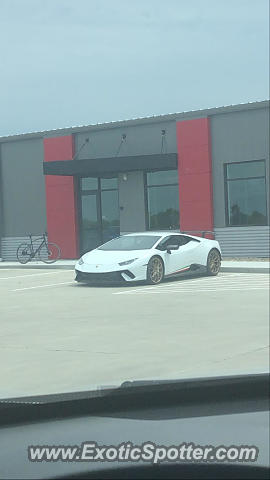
206 249 221 276
147 256 164 284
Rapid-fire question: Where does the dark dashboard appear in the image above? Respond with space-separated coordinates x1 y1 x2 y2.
0 374 269 479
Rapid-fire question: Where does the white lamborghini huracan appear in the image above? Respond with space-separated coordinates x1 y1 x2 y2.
75 232 222 285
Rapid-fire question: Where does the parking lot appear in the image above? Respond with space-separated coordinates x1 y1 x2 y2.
0 268 269 398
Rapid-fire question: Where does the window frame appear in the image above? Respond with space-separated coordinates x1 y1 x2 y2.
81 177 119 194
156 234 200 251
224 160 268 227
144 169 180 231
78 176 120 254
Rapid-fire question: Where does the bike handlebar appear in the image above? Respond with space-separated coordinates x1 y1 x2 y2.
27 233 47 242
27 232 47 237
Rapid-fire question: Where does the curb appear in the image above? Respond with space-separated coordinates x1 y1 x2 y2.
0 264 269 274
221 266 269 274
0 264 75 270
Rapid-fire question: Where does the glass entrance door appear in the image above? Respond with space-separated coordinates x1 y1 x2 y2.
81 193 102 253
80 177 120 254
101 189 120 244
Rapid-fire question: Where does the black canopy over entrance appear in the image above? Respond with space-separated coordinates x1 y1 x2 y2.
43 153 177 176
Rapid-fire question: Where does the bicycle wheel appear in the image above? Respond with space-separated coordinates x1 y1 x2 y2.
38 242 61 264
17 243 32 264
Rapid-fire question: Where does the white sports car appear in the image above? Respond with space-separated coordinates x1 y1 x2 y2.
75 232 222 285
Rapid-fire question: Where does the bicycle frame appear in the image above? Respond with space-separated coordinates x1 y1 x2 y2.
28 234 48 258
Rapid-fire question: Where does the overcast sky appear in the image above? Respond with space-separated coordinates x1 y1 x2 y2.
0 0 269 136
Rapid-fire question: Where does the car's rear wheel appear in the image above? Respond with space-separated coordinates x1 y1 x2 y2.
147 256 164 284
206 249 221 276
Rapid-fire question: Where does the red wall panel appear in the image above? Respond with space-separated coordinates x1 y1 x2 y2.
176 118 214 235
44 135 74 162
44 136 78 259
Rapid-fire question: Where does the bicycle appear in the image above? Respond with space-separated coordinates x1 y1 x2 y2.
17 233 61 264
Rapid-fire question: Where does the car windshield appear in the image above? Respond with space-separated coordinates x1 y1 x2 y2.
98 235 161 251
0 0 269 418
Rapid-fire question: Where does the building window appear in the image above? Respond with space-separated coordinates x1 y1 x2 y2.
81 177 98 190
146 170 179 230
225 160 267 226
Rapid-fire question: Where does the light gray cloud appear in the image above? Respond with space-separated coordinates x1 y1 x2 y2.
0 0 269 135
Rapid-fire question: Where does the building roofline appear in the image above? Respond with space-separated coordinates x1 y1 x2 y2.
0 99 269 143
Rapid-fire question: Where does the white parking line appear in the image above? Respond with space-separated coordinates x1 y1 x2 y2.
114 286 269 295
0 271 64 280
114 280 264 295
12 282 74 291
113 274 269 295
112 274 250 294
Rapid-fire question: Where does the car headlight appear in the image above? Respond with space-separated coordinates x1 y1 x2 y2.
118 258 138 266
78 257 84 265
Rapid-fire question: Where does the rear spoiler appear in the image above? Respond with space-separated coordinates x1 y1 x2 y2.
182 230 215 239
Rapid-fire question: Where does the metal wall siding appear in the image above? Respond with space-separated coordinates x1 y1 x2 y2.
215 227 270 257
1 236 42 261
3 228 269 260
74 120 177 160
118 172 146 233
0 138 47 236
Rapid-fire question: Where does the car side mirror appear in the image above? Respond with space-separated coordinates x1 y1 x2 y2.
166 244 179 254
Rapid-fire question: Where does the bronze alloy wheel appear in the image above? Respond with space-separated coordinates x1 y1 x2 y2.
147 256 164 284
207 249 221 276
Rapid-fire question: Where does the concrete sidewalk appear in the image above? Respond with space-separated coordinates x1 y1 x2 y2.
0 259 269 273
0 260 76 270
221 261 269 274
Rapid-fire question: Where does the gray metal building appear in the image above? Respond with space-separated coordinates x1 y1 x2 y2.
0 100 269 260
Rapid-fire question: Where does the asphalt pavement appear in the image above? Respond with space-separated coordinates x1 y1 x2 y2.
0 268 269 399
